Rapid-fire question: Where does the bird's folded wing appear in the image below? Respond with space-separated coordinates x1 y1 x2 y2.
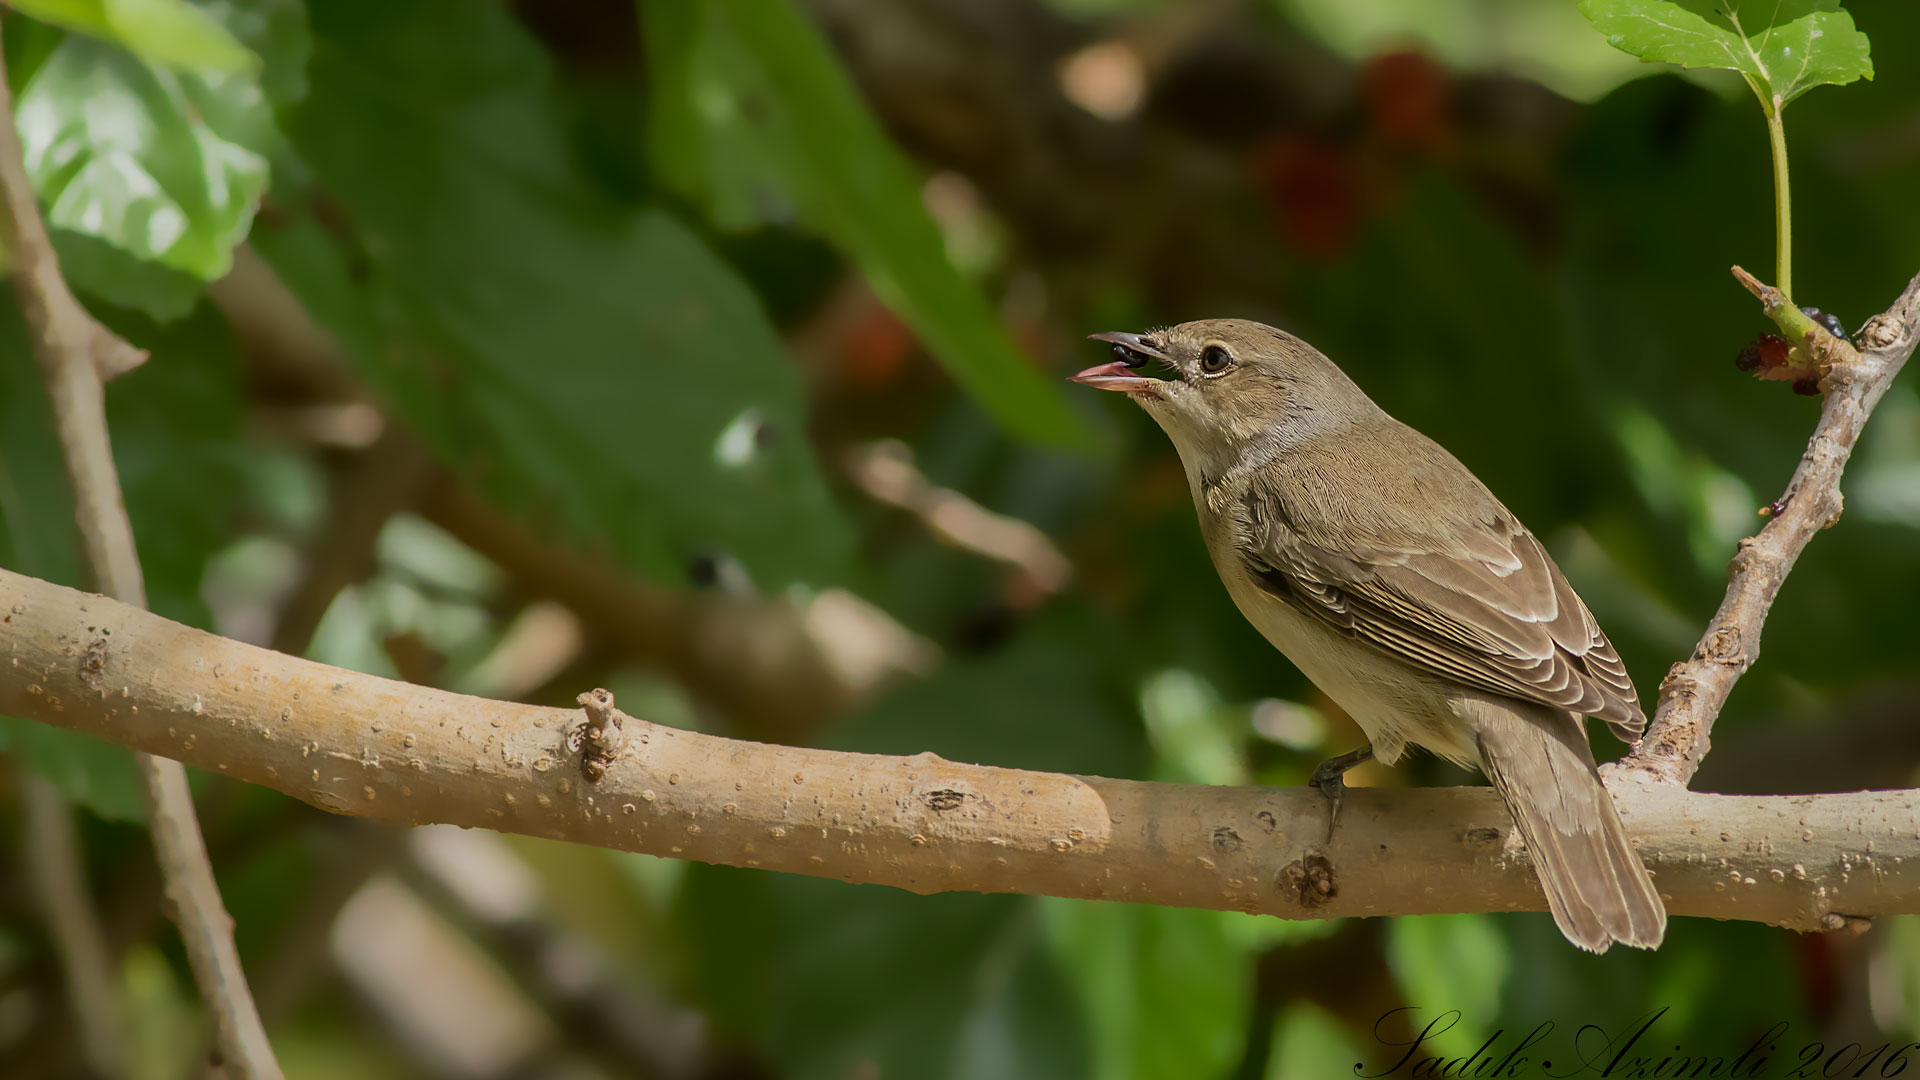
1239 481 1645 739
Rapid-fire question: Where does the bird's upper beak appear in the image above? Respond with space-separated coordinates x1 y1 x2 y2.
1071 332 1169 393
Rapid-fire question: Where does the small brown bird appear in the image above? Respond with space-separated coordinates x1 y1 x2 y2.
1073 319 1664 952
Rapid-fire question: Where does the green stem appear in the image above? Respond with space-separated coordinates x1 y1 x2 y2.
1766 105 1791 301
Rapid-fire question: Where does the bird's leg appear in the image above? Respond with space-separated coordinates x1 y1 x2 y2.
1307 744 1374 843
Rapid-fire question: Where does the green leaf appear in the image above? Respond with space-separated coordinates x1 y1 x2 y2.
1265 1002 1367 1080
194 0 311 106
1578 0 1872 112
16 35 271 279
1045 900 1251 1080
203 0 311 106
1385 913 1510 1059
826 617 1146 779
51 227 204 321
275 0 850 589
644 0 1091 449
679 870 1089 1080
1138 668 1248 787
10 0 258 73
0 719 146 822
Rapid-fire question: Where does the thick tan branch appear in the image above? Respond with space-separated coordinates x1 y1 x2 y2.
1620 268 1920 787
0 29 280 1078
2 567 1914 933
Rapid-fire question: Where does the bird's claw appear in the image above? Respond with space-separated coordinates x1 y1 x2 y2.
1307 745 1374 845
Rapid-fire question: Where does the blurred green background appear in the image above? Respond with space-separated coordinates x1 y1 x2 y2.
1 0 1918 1076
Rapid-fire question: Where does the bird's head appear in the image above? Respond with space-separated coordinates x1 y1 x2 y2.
1072 319 1376 476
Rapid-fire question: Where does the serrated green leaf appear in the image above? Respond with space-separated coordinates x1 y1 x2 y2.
644 0 1091 449
1578 0 1872 112
276 0 850 590
16 36 270 279
10 0 258 73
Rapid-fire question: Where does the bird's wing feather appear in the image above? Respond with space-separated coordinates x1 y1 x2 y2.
1235 434 1644 738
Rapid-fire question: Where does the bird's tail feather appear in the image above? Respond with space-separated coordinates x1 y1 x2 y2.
1462 700 1666 953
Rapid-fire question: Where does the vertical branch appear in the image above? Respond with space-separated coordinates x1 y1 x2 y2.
0 27 282 1080
1617 267 1920 786
19 773 125 1078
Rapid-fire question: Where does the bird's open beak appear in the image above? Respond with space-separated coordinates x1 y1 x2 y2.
1071 332 1169 393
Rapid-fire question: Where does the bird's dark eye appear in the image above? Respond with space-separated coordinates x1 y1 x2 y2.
1198 345 1232 374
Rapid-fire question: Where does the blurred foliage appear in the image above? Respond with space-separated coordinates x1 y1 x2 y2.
0 0 1918 1077
1276 0 1655 102
644 0 1089 448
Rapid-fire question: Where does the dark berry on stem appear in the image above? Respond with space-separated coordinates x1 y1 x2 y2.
1792 377 1821 396
1799 305 1846 339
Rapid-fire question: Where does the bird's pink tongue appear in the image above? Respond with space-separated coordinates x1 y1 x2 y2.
1069 361 1154 391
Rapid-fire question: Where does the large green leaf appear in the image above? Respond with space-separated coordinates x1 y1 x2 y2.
1578 0 1872 113
15 35 271 280
9 0 256 73
644 0 1090 449
825 615 1146 778
1385 913 1511 1059
48 227 204 321
1138 667 1249 787
1265 1002 1366 1080
1046 900 1252 1080
275 0 848 588
678 870 1088 1080
203 0 311 106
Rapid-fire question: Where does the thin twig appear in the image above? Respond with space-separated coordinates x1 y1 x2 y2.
19 772 125 1078
844 439 1073 603
2 565 1916 930
0 29 282 1079
572 688 624 783
1616 268 1920 787
421 476 936 739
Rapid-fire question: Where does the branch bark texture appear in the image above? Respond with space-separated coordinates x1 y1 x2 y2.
1 567 1913 932
0 28 281 1079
